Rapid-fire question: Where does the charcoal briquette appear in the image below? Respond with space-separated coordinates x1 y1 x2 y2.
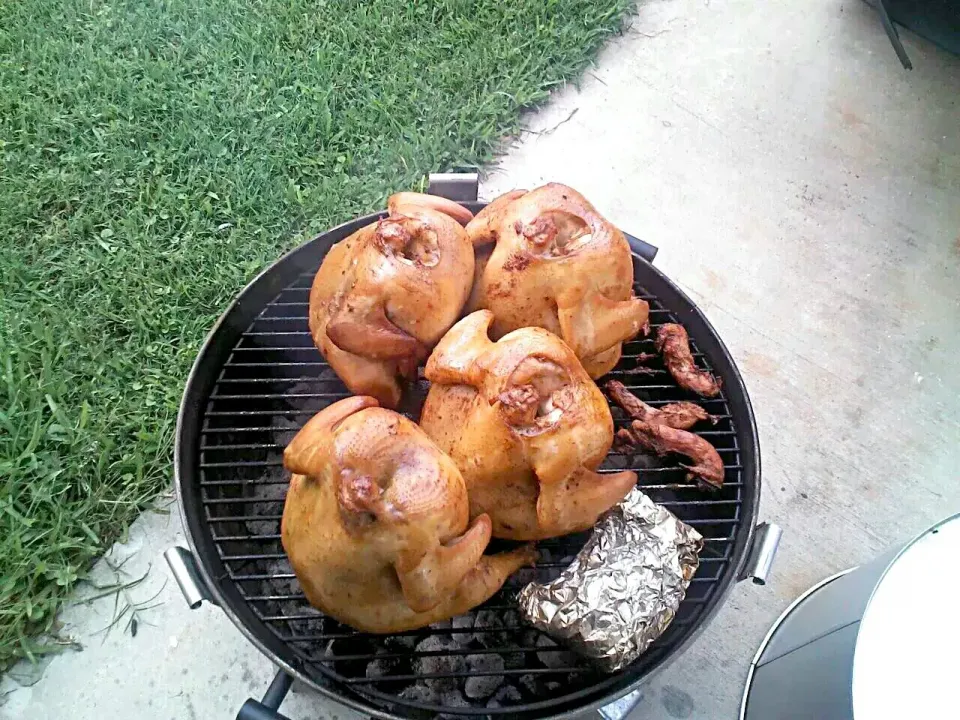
451 614 474 633
441 689 471 707
521 629 541 647
473 609 508 647
384 633 417 651
463 653 505 699
535 635 577 669
438 689 474 718
413 636 466 690
398 683 439 705
365 656 399 679
502 649 527 670
518 673 541 696
486 684 523 709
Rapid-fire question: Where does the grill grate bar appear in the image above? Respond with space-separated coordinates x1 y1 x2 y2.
195 477 744 490
192 261 751 717
202 494 742 511
199 459 742 471
256 600 709 626
284 615 703 652
222 362 328 368
339 668 595 685
210 392 349 400
215 377 333 384
242 574 724 603
227 555 728 581
293 646 574 661
202 405 730 418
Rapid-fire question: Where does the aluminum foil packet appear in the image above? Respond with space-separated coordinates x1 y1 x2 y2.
518 488 703 672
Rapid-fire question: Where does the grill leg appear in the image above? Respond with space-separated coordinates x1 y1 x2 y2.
236 669 294 720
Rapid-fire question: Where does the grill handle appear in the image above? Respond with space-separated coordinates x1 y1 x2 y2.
594 523 783 720
164 546 218 608
236 670 293 720
738 522 783 585
427 171 480 202
624 231 658 264
596 688 645 720
425 172 659 264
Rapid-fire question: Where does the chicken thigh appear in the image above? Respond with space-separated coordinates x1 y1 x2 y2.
419 311 637 541
466 183 649 378
308 193 475 408
281 396 536 633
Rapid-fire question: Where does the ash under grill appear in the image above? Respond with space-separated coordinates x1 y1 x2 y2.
195 267 745 717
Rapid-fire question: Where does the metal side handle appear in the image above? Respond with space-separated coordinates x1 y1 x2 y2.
739 522 783 585
428 172 479 202
623 231 659 264
597 688 645 720
164 546 218 609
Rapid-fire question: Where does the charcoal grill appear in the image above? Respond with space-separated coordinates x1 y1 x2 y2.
166 174 781 720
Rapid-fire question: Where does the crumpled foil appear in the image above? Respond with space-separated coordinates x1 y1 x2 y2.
517 488 703 672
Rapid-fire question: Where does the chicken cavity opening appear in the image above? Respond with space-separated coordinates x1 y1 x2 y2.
375 217 440 267
515 210 591 258
497 357 570 435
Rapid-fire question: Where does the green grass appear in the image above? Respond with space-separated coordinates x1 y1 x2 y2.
0 0 633 666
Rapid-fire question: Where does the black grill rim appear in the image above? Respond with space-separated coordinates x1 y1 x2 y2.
174 205 761 720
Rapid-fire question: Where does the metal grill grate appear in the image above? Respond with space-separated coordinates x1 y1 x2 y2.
196 265 744 717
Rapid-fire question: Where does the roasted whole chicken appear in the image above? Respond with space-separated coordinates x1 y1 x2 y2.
308 193 475 408
465 183 649 378
281 396 536 633
419 310 637 541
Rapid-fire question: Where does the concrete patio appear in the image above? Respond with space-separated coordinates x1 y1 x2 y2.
2 0 958 718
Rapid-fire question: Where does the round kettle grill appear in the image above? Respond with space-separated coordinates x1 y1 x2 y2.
165 175 780 720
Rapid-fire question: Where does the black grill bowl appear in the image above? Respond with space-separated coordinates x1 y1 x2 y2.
174 205 760 720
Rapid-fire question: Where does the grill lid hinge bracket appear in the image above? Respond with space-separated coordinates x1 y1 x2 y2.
427 172 479 202
165 546 219 609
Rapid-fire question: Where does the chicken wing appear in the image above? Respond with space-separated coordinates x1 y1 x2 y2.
420 310 637 541
465 184 649 378
281 396 536 633
308 193 475 408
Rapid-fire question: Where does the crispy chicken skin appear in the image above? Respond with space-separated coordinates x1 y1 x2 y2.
419 311 637 541
465 184 649 378
308 193 475 408
281 396 536 633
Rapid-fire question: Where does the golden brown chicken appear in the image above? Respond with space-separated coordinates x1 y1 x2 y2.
308 193 475 408
281 396 536 633
419 311 637 541
465 183 649 378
